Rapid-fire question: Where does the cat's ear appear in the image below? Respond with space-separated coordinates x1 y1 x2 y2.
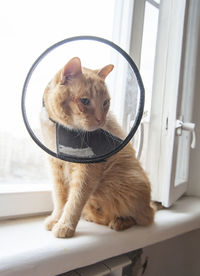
98 64 114 80
60 57 82 84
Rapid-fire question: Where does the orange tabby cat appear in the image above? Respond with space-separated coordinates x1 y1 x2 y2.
40 57 154 238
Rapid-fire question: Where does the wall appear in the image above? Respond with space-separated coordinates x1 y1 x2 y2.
142 229 200 276
187 1 200 196
187 39 200 195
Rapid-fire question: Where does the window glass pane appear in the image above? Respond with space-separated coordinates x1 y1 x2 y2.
133 1 159 165
140 2 159 115
0 0 115 185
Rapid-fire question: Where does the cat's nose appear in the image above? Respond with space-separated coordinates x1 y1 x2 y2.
96 117 104 125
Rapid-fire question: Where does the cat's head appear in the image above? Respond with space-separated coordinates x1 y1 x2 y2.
43 57 113 131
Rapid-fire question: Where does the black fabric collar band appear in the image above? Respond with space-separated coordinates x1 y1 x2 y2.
56 124 123 159
42 101 123 160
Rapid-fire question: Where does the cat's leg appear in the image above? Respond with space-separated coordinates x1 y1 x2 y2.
84 190 154 231
83 200 136 230
109 216 136 231
108 208 154 231
108 202 154 231
109 204 154 231
82 200 110 226
83 194 136 229
83 204 136 230
52 165 96 238
83 203 137 230
83 202 137 230
45 158 68 231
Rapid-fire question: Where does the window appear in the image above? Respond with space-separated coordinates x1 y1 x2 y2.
146 0 198 207
0 0 117 188
1 0 196 218
0 0 135 217
127 0 159 162
123 0 197 207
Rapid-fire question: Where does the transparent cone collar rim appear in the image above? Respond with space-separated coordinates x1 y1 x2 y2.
21 36 145 163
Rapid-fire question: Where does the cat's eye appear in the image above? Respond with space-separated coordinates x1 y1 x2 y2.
80 98 90 106
103 99 109 106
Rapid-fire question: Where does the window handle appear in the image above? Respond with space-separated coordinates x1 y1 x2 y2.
175 119 196 149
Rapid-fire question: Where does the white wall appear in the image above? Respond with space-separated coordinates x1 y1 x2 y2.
187 42 200 195
187 1 200 196
142 229 200 276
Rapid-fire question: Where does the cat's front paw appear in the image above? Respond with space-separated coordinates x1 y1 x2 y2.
52 222 75 238
44 215 59 231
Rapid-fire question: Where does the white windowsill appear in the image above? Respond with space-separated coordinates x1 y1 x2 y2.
1 196 200 276
0 183 53 218
0 183 51 193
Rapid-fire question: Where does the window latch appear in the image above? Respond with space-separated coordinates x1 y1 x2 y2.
175 119 196 149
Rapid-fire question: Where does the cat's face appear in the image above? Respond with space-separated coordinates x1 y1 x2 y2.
43 57 113 131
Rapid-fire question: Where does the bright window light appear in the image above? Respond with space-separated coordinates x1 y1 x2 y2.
0 0 115 184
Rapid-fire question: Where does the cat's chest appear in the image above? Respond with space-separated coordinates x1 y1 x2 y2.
63 162 87 183
63 163 73 182
62 161 103 186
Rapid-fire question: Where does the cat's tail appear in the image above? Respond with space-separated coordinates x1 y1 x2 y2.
150 201 165 212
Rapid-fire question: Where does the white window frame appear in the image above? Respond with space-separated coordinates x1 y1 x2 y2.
146 0 187 203
146 0 199 207
0 184 53 219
